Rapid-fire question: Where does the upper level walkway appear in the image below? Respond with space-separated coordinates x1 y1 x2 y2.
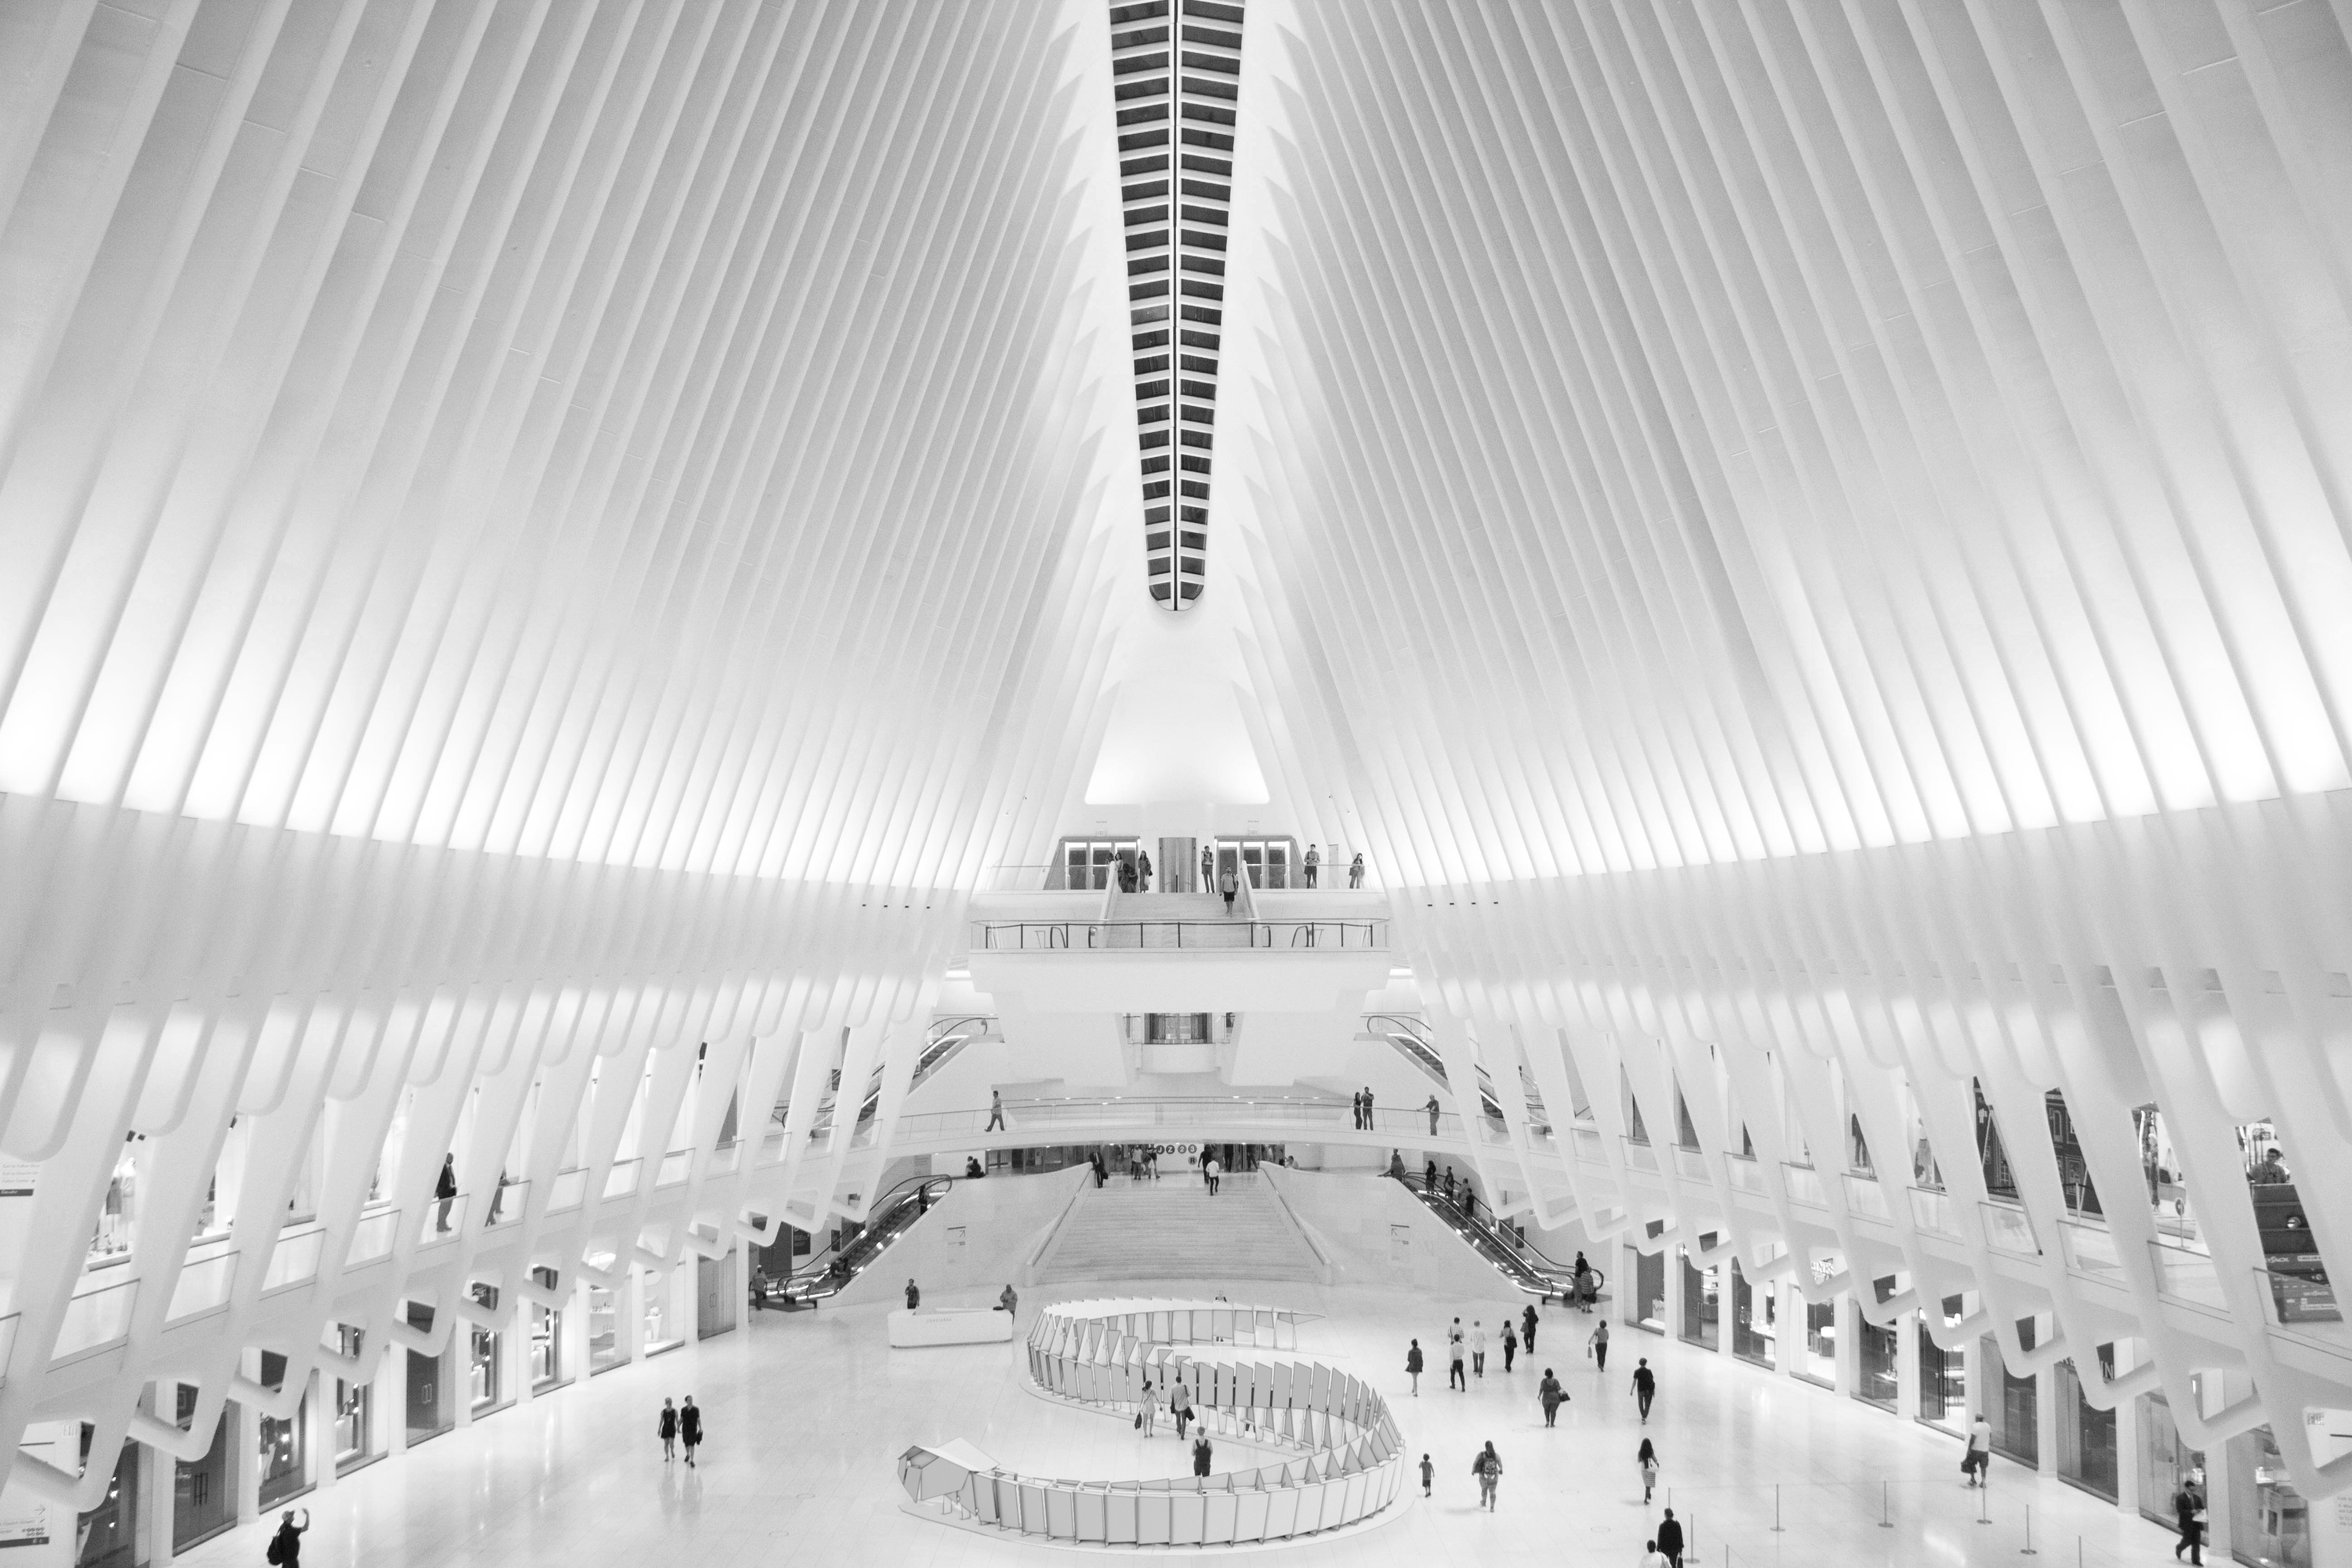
888 1095 1494 1157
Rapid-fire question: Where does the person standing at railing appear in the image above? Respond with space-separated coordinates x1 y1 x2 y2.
1304 844 1320 887
986 1091 1005 1132
1363 1087 1374 1129
1427 1094 1441 1136
1138 848 1153 891
1351 1088 1363 1129
435 1154 458 1232
1348 851 1365 888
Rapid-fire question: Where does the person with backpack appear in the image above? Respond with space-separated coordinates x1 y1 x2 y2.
1471 1441 1502 1510
263 1508 308 1565
1172 1377 1195 1439
1406 1338 1425 1396
680 1395 702 1468
658 1396 677 1461
1539 1368 1566 1427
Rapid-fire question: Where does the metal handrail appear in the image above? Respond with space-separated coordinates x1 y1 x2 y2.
889 1095 1470 1144
760 1172 957 1306
1392 1174 1592 1300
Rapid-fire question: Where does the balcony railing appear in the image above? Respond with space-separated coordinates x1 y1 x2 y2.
1623 1138 1659 1173
1727 1153 1765 1193
655 1150 692 1189
2148 1239 2229 1312
166 1250 238 1323
972 919 1388 952
545 1167 588 1214
602 1160 642 1200
482 1180 527 1229
2256 1262 2339 1327
1908 1186 1958 1236
1672 1146 1708 1181
891 1096 1467 1145
1979 1200 2040 1257
53 1276 137 1362
418 1193 468 1247
1842 1173 1890 1221
0 1315 16 1385
263 1225 325 1294
348 1207 400 1265
1782 1163 1825 1207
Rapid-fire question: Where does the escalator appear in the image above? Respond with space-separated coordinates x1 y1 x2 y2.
753 1171 954 1309
1363 1014 1550 1134
1392 1172 1599 1305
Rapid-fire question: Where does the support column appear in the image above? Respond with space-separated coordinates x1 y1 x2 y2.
1895 1306 1921 1421
2034 1315 2059 1477
2113 1340 2142 1518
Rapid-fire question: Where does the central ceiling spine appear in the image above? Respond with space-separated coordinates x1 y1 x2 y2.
1109 0 1243 611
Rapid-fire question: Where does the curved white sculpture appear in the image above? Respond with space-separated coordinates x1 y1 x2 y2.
898 1298 1405 1545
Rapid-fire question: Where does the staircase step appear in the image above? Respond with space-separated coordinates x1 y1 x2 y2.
1033 1179 1323 1285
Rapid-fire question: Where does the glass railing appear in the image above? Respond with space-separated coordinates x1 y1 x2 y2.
971 918 1390 951
1570 1127 1606 1164
1979 1201 2040 1256
1842 1173 1890 1220
1782 1163 1825 1207
1907 1186 1958 1236
1623 1139 1658 1173
348 1207 400 1265
263 1225 325 1293
418 1193 468 1246
603 1160 641 1200
53 1276 138 1361
655 1150 691 1188
891 1098 1469 1145
545 1168 587 1214
2147 1240 2227 1311
2257 1263 2339 1327
2057 1219 2122 1276
482 1180 527 1229
757 1131 787 1165
0 1315 16 1385
710 1141 741 1175
1672 1147 1708 1181
166 1250 238 1322
1726 1154 1764 1193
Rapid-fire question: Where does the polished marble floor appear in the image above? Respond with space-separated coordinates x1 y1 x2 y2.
179 1279 2186 1566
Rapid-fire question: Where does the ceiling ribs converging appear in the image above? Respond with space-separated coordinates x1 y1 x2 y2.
1109 0 1243 610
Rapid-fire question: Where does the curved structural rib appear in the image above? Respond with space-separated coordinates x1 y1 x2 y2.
898 1298 1404 1545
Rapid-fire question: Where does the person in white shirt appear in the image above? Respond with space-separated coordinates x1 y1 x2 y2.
1640 1543 1672 1568
1965 1413 1993 1486
1471 1320 1489 1377
1447 1318 1468 1390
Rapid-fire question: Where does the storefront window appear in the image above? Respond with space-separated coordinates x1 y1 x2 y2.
89 1138 139 1262
2227 1425 2310 1567
1730 1259 1775 1367
1633 1247 1664 1331
256 1352 310 1508
2055 1346 2119 1500
74 1431 140 1568
1857 1290 1899 1411
171 1387 232 1552
644 1273 683 1356
333 1326 373 1472
1917 1298 1966 1432
1984 1322 2039 1467
531 1268 565 1390
1800 1295 1837 1388
587 1285 624 1373
1679 1247 1718 1349
405 1303 451 1444
2137 1388 2205 1529
468 1283 503 1414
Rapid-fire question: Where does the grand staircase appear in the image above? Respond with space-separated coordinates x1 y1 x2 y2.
1099 891 1255 947
1032 1177 1325 1285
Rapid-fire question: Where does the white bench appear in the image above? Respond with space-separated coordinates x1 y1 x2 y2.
889 1307 1017 1348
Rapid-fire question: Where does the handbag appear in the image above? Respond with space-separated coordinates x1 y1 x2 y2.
1134 1412 1143 1429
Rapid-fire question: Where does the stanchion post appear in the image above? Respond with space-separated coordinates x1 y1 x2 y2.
1879 1478 1892 1527
2021 1502 2038 1555
1979 1472 1991 1524
1770 1483 1784 1532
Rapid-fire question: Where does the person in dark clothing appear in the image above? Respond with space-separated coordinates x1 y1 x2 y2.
266 1508 309 1564
1363 1086 1374 1127
1591 1318 1610 1372
965 1156 984 1178
1632 1357 1655 1421
1501 1319 1518 1371
1427 1094 1441 1134
679 1396 702 1468
1523 1302 1539 1352
1138 849 1153 890
1657 1507 1686 1566
658 1397 677 1461
435 1154 458 1232
1539 1369 1565 1426
1200 845 1214 890
1192 1432 1213 1476
905 1278 920 1310
2175 1478 2205 1563
1352 1088 1365 1129
1406 1338 1425 1395
1425 1157 1438 1187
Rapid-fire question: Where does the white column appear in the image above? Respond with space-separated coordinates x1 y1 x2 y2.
2034 1315 2059 1477
2113 1340 2142 1517
1895 1308 1920 1421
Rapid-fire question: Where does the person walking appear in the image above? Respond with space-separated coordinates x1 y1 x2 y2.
1472 1441 1501 1510
1348 851 1365 888
1632 1356 1655 1420
1656 1507 1685 1566
1173 1378 1195 1440
997 1283 1019 1317
1192 1432 1213 1477
1137 848 1153 891
658 1397 677 1461
1218 863 1240 913
1304 844 1321 887
435 1153 458 1232
1590 1318 1610 1373
1637 1436 1660 1504
1523 1301 1540 1353
264 1508 309 1565
1426 1094 1441 1135
1965 1411 1992 1486
1501 1319 1518 1371
2174 1475 2205 1563
986 1090 1005 1131
1572 1254 1595 1312
1641 1541 1672 1568
1419 1452 1433 1497
1471 1319 1488 1377
1539 1368 1565 1426
1406 1338 1425 1396
1203 1153 1221 1196
1138 1378 1158 1437
1446 1319 1468 1390
679 1396 702 1468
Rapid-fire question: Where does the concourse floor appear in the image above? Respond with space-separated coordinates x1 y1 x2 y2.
177 1280 2185 1566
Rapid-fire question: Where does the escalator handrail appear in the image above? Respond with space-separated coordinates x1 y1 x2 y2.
768 1172 954 1300
1394 1174 1593 1288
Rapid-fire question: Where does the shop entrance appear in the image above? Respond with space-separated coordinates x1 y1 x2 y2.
172 1386 233 1552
